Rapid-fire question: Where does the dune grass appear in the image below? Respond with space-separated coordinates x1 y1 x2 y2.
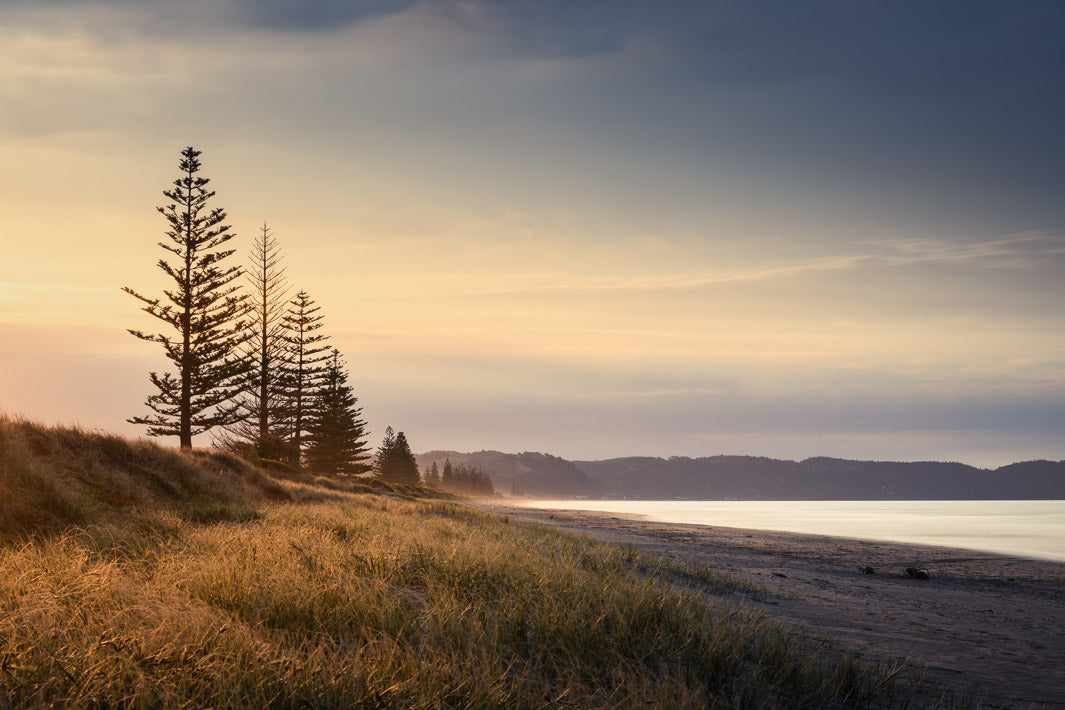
0 415 969 708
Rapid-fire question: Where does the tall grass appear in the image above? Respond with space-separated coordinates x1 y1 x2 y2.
0 416 290 538
0 416 966 708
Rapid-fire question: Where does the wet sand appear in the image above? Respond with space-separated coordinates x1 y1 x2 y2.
479 502 1065 708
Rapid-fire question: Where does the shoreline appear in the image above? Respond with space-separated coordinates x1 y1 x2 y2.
496 498 1065 563
478 502 1065 707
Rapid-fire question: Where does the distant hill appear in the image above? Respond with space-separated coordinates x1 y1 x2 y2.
575 456 1065 500
415 450 1065 500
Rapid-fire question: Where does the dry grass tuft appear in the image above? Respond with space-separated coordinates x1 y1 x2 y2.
0 415 287 539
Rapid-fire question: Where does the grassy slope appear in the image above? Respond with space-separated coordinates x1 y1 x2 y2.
0 416 964 708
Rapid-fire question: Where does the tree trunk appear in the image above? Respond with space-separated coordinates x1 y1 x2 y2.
179 170 194 450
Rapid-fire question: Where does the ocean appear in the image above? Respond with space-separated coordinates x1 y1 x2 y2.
517 499 1065 562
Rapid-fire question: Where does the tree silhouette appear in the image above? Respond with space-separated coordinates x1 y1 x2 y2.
423 461 441 487
222 222 291 458
443 462 495 495
124 147 250 448
375 427 420 485
375 427 396 473
278 290 331 466
303 349 371 476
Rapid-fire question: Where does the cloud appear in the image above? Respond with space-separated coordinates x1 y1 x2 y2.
0 0 419 33
874 233 1065 268
462 1 681 59
463 232 1065 300
463 256 867 297
227 0 419 32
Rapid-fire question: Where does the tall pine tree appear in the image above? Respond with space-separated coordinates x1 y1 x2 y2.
278 290 331 466
223 222 291 458
124 146 250 448
304 349 371 476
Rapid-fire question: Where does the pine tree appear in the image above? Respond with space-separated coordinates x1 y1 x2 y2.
391 432 420 485
375 427 420 485
304 349 371 476
374 427 396 475
423 461 440 488
222 223 291 459
124 146 250 448
439 462 495 496
278 290 331 466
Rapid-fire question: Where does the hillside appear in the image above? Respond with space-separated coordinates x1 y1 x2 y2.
576 456 1065 499
0 416 293 538
0 415 429 539
417 449 1065 499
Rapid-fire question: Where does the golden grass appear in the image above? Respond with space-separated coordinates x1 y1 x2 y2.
0 415 969 708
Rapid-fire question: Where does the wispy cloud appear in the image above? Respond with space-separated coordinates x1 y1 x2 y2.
464 256 871 297
0 0 418 34
604 387 730 399
872 232 1065 268
466 232 1064 298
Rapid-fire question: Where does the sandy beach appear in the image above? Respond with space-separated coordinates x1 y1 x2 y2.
479 503 1065 708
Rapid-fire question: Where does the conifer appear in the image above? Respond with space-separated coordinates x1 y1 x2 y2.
375 427 420 485
278 290 331 465
124 147 250 448
222 223 291 458
423 461 441 487
303 349 371 476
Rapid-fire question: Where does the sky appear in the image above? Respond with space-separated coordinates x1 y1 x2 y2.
2 0 1064 468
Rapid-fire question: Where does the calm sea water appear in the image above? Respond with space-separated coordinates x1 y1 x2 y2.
519 499 1065 562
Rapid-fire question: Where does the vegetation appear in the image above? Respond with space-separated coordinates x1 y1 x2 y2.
123 146 251 449
0 415 282 539
424 460 441 487
375 426 420 485
0 415 966 708
224 222 292 459
424 458 495 496
304 349 372 476
279 289 331 466
124 148 376 471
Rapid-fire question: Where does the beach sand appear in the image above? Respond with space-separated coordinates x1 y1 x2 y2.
479 502 1065 708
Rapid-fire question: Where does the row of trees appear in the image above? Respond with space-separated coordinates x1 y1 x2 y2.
125 146 493 493
124 147 372 474
422 460 495 495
